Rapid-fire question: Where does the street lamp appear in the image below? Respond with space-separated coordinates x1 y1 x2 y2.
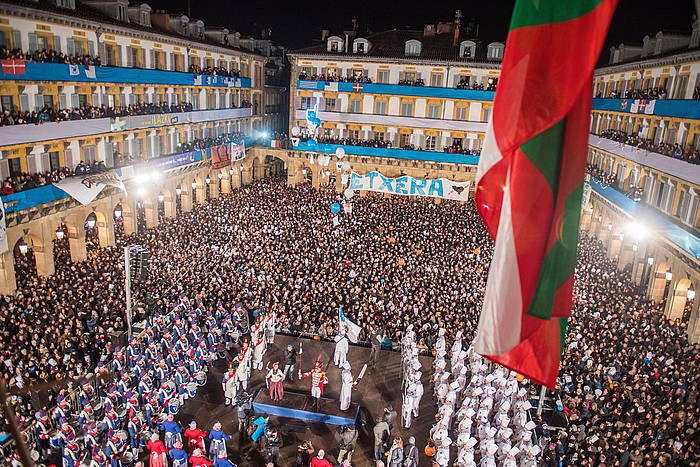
205 176 211 185
688 286 696 301
665 270 673 281
158 194 165 203
229 167 235 177
175 187 182 196
55 227 65 240
18 239 28 255
114 206 122 218
302 168 308 175
218 172 224 180
191 181 197 190
86 214 97 229
647 257 655 266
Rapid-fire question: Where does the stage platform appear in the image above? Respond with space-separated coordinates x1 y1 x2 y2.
253 389 359 426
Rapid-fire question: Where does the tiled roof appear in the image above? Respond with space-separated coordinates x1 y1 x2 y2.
291 29 503 64
1 0 263 58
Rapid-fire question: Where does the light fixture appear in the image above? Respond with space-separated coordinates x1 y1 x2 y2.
114 206 122 218
632 243 638 252
647 257 654 265
158 194 165 203
688 286 696 301
18 239 28 255
136 187 146 197
205 177 211 185
55 227 65 240
175 187 182 196
626 221 649 240
218 172 223 180
607 223 613 230
302 168 308 175
192 181 197 189
665 270 672 281
229 168 234 176
86 215 97 229
239 166 244 172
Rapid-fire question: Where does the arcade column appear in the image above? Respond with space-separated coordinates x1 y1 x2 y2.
144 199 159 229
0 250 16 295
97 215 116 248
181 192 193 213
68 229 88 263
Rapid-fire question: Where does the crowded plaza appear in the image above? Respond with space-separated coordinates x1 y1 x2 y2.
1 0 699 466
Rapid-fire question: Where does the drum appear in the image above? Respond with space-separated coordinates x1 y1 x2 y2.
30 450 40 461
168 398 180 414
195 371 207 387
116 430 129 442
91 399 103 413
120 451 134 464
186 382 198 399
163 380 176 393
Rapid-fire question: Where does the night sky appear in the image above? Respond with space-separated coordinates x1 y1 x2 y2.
147 0 696 60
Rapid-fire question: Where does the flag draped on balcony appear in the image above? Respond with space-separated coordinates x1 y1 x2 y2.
474 0 618 388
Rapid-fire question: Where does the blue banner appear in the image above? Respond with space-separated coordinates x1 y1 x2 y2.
297 80 495 101
349 171 471 200
591 98 700 120
1 185 69 214
0 61 251 88
293 141 479 165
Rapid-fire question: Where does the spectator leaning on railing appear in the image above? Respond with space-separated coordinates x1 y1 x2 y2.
300 135 480 156
0 46 100 66
598 129 699 164
298 72 372 84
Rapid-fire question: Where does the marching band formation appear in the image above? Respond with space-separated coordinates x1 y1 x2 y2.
21 296 244 467
428 329 541 467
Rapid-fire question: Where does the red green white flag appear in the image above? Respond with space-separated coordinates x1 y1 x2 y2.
475 0 618 388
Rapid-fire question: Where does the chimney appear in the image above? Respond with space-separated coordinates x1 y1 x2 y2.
321 29 330 41
423 24 436 37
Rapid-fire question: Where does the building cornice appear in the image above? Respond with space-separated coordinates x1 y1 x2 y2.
0 3 266 61
595 49 700 76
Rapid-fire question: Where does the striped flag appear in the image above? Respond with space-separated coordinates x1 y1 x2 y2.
474 0 618 388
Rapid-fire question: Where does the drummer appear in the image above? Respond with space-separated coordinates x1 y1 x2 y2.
169 441 189 467
160 414 183 449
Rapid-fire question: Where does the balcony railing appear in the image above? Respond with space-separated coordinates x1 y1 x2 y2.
588 135 700 186
0 61 252 88
588 177 700 260
297 80 495 101
591 98 700 119
292 140 479 165
0 107 253 146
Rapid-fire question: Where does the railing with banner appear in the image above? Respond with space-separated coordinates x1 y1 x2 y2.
0 107 252 147
0 61 252 89
297 80 496 101
591 98 700 120
292 141 480 165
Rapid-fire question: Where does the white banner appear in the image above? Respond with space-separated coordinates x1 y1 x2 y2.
0 198 7 254
55 171 126 205
349 171 471 201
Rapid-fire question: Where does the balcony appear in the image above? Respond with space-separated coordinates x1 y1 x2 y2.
293 109 487 133
0 107 253 146
297 80 495 101
588 135 700 186
292 140 479 165
588 177 700 260
591 98 700 120
0 61 252 89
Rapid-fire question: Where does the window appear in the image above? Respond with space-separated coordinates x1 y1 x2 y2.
377 70 389 84
325 98 336 111
487 42 504 61
8 158 22 178
483 107 492 122
403 71 417 82
454 105 468 121
301 66 313 76
427 103 440 119
374 100 387 115
399 133 411 147
1 95 14 111
349 99 361 113
49 152 61 171
118 5 128 21
453 138 463 149
300 96 312 110
78 94 88 107
326 36 344 53
460 40 476 58
375 132 385 141
430 73 443 87
425 136 437 150
405 40 422 57
43 95 54 108
400 101 413 117
350 130 359 139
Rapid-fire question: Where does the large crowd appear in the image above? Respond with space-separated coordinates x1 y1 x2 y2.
585 164 644 202
0 178 697 466
0 47 100 66
598 129 699 164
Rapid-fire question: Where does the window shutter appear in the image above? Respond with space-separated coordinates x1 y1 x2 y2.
140 48 146 68
0 159 9 180
59 93 67 109
98 42 107 62
28 33 38 53
92 93 100 107
125 46 133 67
34 94 43 111
116 45 123 66
26 153 39 174
19 94 29 111
88 40 95 57
71 94 79 108
53 35 62 53
11 31 22 50
66 38 74 56
149 49 155 69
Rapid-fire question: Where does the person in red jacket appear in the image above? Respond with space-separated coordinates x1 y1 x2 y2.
309 449 333 467
147 433 168 467
189 448 213 466
184 421 207 454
